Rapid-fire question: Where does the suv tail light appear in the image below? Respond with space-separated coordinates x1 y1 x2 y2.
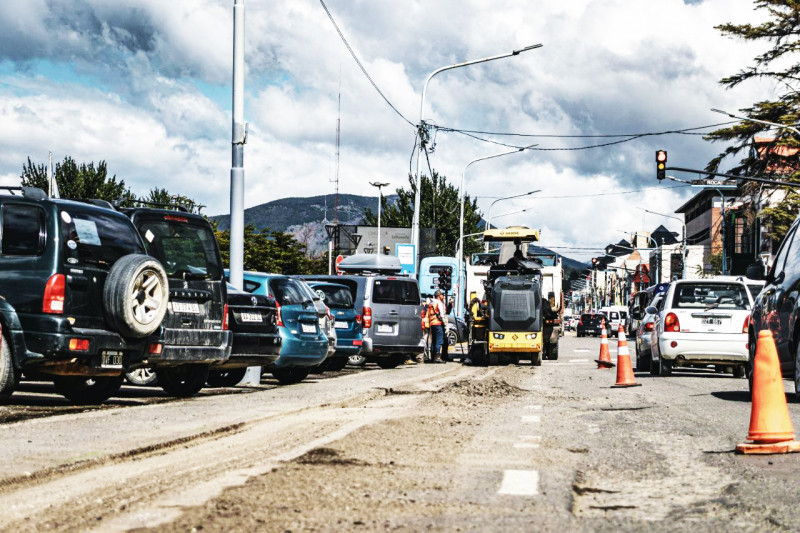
222 304 229 331
743 315 750 334
664 312 680 333
43 274 66 314
644 321 654 332
276 302 284 327
362 306 372 328
579 316 584 325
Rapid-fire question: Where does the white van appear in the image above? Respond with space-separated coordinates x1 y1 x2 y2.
599 305 628 333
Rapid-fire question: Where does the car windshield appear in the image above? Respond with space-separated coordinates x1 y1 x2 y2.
270 278 313 306
312 285 354 309
61 209 144 268
672 283 750 310
747 284 763 299
138 217 222 280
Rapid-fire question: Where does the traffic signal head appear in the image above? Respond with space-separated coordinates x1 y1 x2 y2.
438 267 452 291
656 150 667 181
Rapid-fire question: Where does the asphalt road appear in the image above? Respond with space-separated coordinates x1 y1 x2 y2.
1 333 799 531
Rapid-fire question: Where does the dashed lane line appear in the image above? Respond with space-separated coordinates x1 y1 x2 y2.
521 415 541 423
498 469 539 496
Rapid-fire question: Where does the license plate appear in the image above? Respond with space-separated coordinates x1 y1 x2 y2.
172 301 200 314
240 312 262 323
301 323 316 334
334 321 348 329
702 318 723 325
377 324 393 333
101 350 123 369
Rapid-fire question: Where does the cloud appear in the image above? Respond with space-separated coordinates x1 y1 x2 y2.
0 0 780 257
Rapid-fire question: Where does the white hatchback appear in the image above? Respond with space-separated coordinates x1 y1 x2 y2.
649 279 752 377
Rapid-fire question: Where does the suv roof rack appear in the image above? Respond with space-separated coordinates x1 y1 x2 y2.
127 199 189 213
0 186 47 200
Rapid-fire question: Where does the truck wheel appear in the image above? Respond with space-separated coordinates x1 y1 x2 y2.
549 342 559 361
0 333 16 400
206 367 247 387
324 357 349 372
104 254 169 338
272 367 310 385
157 365 209 397
532 352 542 367
52 375 123 404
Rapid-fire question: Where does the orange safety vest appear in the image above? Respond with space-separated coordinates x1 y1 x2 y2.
421 305 430 329
427 302 443 326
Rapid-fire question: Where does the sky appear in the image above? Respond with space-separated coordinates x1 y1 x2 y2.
0 0 779 259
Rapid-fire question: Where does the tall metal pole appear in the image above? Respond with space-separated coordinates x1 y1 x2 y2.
411 44 543 273
370 182 389 255
229 0 246 289
716 188 728 275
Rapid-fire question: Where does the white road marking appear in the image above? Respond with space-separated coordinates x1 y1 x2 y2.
569 358 589 363
573 349 590 353
514 435 541 449
521 415 541 423
514 443 540 449
498 469 539 496
524 405 542 410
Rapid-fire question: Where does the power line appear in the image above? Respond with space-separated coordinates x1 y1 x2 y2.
529 184 690 199
436 121 737 139
317 0 415 128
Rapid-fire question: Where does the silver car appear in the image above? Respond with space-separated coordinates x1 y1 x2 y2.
635 294 663 372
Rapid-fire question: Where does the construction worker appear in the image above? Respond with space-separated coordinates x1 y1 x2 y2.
418 296 432 363
427 290 447 363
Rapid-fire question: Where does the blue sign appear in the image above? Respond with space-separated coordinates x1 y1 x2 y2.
395 243 416 276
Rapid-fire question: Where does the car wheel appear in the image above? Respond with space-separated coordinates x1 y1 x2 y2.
446 328 458 347
0 333 16 400
324 357 349 372
52 375 123 404
638 350 651 372
206 367 247 387
347 355 367 367
658 355 673 377
732 365 745 379
376 355 406 369
747 332 757 393
271 367 310 385
157 365 209 397
125 367 158 386
104 254 169 338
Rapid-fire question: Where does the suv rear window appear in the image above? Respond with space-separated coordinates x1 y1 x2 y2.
138 218 222 280
269 278 313 306
61 209 144 266
311 285 354 309
672 283 750 310
372 279 420 305
2 204 45 256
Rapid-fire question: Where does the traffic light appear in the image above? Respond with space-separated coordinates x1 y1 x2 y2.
656 150 667 181
438 267 452 291
591 257 598 268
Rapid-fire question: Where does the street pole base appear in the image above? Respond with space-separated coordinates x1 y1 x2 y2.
735 440 800 455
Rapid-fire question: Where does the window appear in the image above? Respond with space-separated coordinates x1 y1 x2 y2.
137 218 222 280
770 225 796 277
2 204 45 256
243 280 261 294
269 278 312 306
312 285 354 309
672 283 749 310
61 209 145 266
372 279 420 305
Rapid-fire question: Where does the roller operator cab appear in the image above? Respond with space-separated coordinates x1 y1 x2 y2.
467 227 548 366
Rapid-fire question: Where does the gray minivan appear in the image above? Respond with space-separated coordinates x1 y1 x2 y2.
302 267 423 369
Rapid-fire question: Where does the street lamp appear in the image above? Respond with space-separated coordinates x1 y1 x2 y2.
370 181 390 255
636 206 687 278
457 146 533 315
411 43 544 271
485 190 541 231
711 108 800 137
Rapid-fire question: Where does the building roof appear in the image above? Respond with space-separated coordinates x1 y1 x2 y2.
650 224 679 245
674 188 737 214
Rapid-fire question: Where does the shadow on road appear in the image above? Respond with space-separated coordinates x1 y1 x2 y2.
711 390 752 403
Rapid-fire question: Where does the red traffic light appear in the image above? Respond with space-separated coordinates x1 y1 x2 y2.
656 150 667 163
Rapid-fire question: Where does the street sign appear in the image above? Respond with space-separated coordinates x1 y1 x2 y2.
395 243 416 276
690 179 737 190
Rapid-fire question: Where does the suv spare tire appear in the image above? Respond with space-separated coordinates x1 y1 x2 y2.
104 254 169 338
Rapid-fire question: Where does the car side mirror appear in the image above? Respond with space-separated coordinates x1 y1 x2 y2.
745 261 765 281
645 306 658 316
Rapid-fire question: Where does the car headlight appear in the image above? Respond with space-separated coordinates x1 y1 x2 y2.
492 333 505 339
525 333 537 340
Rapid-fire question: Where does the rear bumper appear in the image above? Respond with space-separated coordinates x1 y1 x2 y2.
213 331 281 368
658 332 748 364
149 329 232 365
273 329 329 367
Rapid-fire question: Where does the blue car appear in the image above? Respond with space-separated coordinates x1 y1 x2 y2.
238 272 329 385
306 281 363 371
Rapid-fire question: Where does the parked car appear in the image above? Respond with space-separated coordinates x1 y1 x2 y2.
648 278 752 377
122 206 232 396
0 187 168 403
628 283 670 336
205 283 282 387
305 281 363 371
746 218 800 396
241 272 329 384
563 315 574 332
576 313 603 337
599 305 628 334
634 292 665 371
301 267 424 369
297 280 337 364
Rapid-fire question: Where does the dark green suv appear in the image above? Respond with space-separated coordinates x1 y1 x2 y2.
122 207 232 396
0 188 169 403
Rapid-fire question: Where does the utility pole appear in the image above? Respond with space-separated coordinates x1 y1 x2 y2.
370 182 390 254
229 0 246 290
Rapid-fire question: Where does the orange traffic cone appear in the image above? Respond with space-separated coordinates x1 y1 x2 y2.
736 330 800 454
595 319 615 369
612 324 640 388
